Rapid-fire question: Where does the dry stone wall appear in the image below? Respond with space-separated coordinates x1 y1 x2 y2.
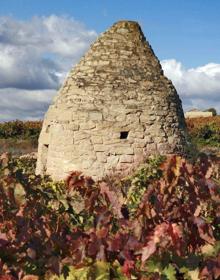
36 21 187 180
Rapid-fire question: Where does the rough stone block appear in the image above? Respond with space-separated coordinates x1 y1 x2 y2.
91 136 103 144
80 122 96 130
74 131 89 141
89 111 103 121
147 143 157 151
106 155 119 168
58 111 72 121
112 146 134 155
94 145 106 152
66 123 79 131
120 155 134 163
96 152 107 163
133 139 147 148
40 133 50 145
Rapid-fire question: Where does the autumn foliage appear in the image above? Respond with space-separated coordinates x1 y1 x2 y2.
0 153 219 279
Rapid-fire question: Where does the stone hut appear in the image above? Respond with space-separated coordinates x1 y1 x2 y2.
185 109 213 119
36 20 187 180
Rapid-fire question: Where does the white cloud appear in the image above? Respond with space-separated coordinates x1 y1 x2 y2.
42 16 97 57
0 88 56 121
161 59 220 113
0 15 97 90
0 15 219 120
0 15 97 120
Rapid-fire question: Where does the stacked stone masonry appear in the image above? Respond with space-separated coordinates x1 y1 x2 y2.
36 20 188 180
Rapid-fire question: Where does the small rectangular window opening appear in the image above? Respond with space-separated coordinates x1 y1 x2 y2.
120 131 129 139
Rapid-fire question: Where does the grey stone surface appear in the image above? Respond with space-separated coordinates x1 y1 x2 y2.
36 20 187 180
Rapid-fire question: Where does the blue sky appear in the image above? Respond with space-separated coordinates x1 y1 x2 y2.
1 0 220 67
0 0 220 120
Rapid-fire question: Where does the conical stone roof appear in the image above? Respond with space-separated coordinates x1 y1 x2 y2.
36 20 187 180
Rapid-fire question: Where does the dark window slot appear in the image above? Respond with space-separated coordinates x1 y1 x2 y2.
120 131 129 139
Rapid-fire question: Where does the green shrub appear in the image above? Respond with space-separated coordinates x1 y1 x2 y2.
190 123 220 148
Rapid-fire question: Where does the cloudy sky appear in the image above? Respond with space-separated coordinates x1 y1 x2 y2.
0 0 220 120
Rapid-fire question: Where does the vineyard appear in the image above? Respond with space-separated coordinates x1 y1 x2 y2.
0 152 219 279
0 118 219 279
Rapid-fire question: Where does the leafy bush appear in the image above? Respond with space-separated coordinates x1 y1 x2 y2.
204 108 217 116
0 153 219 279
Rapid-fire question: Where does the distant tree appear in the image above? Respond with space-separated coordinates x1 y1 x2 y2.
204 107 217 116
